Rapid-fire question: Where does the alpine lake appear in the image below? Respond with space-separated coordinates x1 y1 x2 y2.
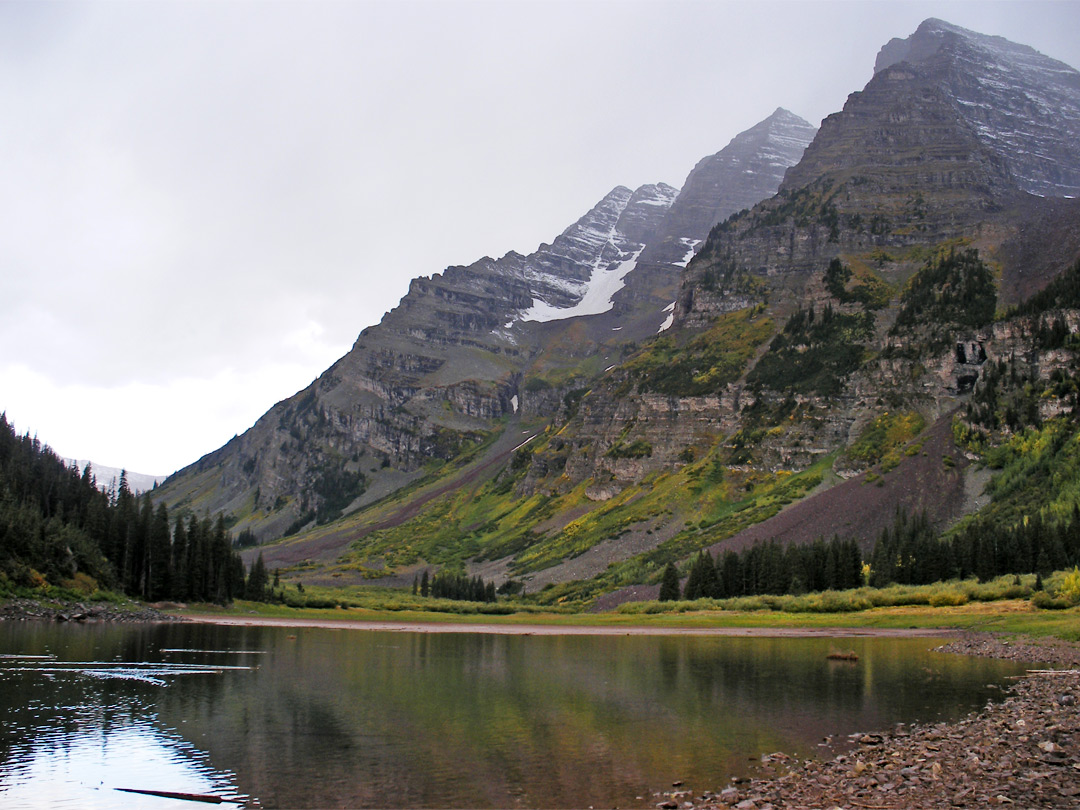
0 619 1031 809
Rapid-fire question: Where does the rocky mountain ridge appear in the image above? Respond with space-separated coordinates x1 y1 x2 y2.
156 110 815 540
509 19 1080 556
875 18 1080 199
642 108 818 267
163 20 1080 608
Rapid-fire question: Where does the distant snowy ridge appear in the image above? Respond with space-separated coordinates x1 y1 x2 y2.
516 183 677 324
65 459 166 496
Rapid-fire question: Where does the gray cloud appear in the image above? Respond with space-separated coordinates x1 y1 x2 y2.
3 0 1079 472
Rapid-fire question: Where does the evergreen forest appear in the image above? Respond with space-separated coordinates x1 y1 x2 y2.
0 413 260 602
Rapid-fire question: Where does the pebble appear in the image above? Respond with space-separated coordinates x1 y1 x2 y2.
691 632 1080 809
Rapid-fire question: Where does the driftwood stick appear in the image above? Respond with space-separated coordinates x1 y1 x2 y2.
115 788 224 804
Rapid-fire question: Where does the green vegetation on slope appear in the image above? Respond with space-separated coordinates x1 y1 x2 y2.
893 247 997 328
886 247 997 357
824 258 892 310
844 410 927 470
614 573 1080 640
950 417 1080 548
747 304 873 395
336 429 829 598
528 456 830 606
1011 257 1080 316
622 307 774 397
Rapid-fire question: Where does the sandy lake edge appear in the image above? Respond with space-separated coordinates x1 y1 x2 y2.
176 613 960 637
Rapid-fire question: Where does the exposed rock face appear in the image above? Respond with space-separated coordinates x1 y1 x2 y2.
676 59 1014 327
875 18 1080 198
540 19 1080 502
518 184 676 315
156 111 814 538
642 108 816 267
683 18 1080 327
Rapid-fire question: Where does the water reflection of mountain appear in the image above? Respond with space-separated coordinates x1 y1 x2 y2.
150 626 1025 809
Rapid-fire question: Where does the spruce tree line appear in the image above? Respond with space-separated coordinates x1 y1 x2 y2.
412 568 497 602
660 535 862 601
0 414 261 603
659 507 1080 601
871 508 1080 587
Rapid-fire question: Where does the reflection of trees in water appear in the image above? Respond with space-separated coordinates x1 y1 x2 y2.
161 629 1024 808
2 623 1028 809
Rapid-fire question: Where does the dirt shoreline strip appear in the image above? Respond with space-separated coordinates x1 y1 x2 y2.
179 613 955 637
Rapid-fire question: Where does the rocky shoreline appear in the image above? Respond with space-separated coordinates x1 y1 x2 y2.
0 597 179 624
662 632 1080 810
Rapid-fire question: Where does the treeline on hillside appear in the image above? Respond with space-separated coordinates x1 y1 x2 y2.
412 569 497 602
660 506 1080 602
660 535 863 601
0 414 260 603
746 304 873 396
925 507 1080 585
891 248 997 332
1011 257 1080 317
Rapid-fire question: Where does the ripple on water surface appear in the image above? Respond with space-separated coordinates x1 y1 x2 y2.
0 639 255 809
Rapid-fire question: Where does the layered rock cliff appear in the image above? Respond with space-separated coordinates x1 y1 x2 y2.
156 111 815 538
529 19 1080 506
642 108 818 267
875 18 1080 199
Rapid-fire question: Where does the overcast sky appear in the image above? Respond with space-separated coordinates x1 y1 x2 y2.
3 0 1079 476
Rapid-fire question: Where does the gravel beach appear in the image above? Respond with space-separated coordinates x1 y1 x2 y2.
0 597 178 624
667 632 1080 810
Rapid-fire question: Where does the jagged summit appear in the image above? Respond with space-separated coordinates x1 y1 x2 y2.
685 20 1080 329
642 108 816 267
872 18 1080 198
518 182 677 322
875 18 1057 74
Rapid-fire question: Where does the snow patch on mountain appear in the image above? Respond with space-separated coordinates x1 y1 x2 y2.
674 238 702 268
520 247 644 323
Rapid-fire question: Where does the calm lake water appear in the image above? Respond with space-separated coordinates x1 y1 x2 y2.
0 621 1030 809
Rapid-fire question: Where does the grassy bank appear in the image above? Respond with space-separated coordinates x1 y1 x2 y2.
173 587 1080 642
6 571 1078 641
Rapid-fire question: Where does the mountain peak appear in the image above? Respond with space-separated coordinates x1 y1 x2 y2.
639 110 816 268
764 107 809 125
866 19 1080 199
876 17 1063 75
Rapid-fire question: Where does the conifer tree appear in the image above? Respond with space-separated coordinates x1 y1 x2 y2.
658 562 681 602
147 502 172 600
246 553 269 601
